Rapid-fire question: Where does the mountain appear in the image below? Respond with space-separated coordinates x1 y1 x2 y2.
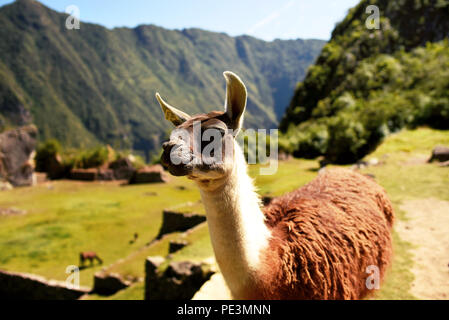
0 0 325 158
280 0 449 163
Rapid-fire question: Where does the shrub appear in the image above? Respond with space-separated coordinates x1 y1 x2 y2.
35 139 61 172
282 40 449 163
72 146 110 169
325 114 367 164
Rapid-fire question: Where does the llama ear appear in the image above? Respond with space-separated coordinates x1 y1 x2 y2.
156 93 191 126
224 71 247 133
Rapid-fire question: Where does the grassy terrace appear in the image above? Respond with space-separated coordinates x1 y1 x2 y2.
0 178 200 287
1 128 448 299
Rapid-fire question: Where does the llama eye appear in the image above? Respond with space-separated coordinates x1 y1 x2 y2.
216 128 226 135
213 126 226 135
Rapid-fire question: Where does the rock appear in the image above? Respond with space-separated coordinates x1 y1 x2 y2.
157 210 206 239
146 256 166 272
145 256 165 278
145 261 214 300
69 168 97 181
0 269 90 300
429 146 449 163
352 158 381 170
0 125 37 187
93 272 131 296
169 240 189 254
108 157 136 180
129 165 169 184
353 161 368 170
367 158 379 166
144 256 166 300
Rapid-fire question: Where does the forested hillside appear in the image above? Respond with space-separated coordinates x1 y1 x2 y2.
0 0 324 158
280 0 449 163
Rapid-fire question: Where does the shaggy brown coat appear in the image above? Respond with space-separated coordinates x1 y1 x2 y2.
255 168 394 300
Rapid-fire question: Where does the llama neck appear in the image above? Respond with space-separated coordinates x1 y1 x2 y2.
197 142 271 296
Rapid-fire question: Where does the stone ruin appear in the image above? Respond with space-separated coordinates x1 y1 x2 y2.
93 272 132 296
108 157 135 180
0 125 37 188
0 269 90 300
144 257 214 300
156 210 206 239
169 240 189 254
129 164 170 184
429 146 449 164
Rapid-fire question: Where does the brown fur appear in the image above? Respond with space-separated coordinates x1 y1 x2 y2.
79 252 103 267
253 168 394 300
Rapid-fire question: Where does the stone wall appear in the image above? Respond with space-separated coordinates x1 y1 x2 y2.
145 257 214 300
157 210 206 239
129 165 169 184
429 146 449 163
93 272 131 296
0 269 90 300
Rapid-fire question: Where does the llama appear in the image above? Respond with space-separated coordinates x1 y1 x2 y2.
156 71 394 300
79 252 103 267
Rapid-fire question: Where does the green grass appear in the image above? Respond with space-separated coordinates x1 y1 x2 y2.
1 127 448 299
0 177 200 287
359 127 449 299
362 127 449 205
367 127 449 161
250 158 319 196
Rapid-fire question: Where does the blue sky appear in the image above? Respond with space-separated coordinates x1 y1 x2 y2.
0 0 360 40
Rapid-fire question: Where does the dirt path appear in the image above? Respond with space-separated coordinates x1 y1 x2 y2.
396 198 449 300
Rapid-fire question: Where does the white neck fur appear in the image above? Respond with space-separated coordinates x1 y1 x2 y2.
197 141 272 298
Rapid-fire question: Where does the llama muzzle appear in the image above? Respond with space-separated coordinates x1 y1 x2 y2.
161 141 193 176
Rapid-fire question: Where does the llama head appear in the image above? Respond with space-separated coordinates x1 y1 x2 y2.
156 71 247 184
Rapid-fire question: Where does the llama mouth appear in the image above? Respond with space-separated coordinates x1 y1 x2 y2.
161 150 193 176
167 164 192 177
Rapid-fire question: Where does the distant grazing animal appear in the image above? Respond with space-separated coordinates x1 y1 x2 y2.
129 233 139 244
156 71 394 300
79 252 103 267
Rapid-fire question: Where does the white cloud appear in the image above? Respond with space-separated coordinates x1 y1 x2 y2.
247 0 296 35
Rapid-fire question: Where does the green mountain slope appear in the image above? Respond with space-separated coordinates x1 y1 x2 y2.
280 0 449 163
0 0 324 158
